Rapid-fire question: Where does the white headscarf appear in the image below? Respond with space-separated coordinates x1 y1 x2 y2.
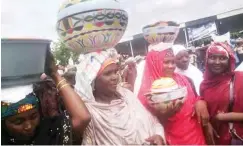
74 51 110 101
172 45 187 56
172 45 203 95
148 42 173 52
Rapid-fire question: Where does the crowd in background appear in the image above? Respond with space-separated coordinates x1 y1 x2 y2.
1 38 243 145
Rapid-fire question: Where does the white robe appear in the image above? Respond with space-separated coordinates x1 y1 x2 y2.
175 64 203 95
82 87 165 145
134 60 145 97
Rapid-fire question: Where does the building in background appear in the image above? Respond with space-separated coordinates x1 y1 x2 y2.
115 8 243 56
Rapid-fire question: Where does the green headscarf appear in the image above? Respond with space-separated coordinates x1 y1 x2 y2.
1 94 39 119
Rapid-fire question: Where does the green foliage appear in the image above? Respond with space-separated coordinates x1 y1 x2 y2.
71 51 80 64
231 31 243 39
52 40 80 66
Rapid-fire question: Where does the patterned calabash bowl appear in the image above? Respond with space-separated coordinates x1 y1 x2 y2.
56 0 128 53
142 21 180 44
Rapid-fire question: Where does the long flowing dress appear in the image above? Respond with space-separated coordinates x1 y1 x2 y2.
200 42 243 145
138 48 206 145
74 51 165 145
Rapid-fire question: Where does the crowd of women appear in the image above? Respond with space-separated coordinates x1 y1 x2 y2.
1 41 243 145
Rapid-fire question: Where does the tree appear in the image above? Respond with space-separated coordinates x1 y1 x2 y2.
52 40 80 66
231 31 243 39
70 50 80 64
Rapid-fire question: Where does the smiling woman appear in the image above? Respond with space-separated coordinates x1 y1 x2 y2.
137 42 206 145
197 42 243 145
207 45 230 75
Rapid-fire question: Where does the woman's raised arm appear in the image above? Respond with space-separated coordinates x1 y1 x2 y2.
48 52 91 137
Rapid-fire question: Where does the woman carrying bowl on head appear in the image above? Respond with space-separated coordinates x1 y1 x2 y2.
74 51 165 145
137 42 206 145
195 42 243 145
1 55 91 145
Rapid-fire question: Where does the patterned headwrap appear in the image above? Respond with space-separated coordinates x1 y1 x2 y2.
74 50 117 101
1 85 39 119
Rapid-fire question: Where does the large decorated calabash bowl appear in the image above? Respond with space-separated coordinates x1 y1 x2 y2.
146 77 187 103
56 0 128 53
142 21 180 45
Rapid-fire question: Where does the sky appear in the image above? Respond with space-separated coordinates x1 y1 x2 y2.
1 0 243 41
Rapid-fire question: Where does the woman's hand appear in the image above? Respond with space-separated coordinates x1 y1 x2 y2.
203 123 219 145
194 100 209 126
215 111 225 121
120 82 133 91
215 112 243 122
146 135 165 145
121 61 137 91
148 101 168 114
44 51 61 82
45 51 91 137
45 49 58 77
148 99 183 117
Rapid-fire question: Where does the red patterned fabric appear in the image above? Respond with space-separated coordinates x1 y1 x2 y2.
200 42 243 145
138 49 205 145
207 44 229 58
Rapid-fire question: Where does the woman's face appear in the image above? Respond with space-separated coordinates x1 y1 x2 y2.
207 54 229 75
163 56 176 77
5 108 40 140
95 63 119 94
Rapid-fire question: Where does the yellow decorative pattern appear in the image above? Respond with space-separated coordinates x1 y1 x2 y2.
84 23 94 30
57 8 128 53
56 0 129 53
18 104 34 114
59 0 91 11
113 20 120 27
142 21 180 44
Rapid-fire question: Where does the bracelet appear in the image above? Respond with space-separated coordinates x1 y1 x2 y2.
56 79 66 88
58 83 70 91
